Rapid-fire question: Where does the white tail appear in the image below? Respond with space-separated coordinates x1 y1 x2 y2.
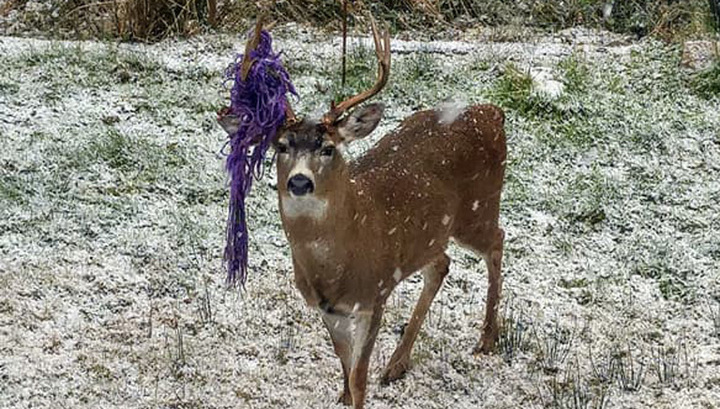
218 16 506 409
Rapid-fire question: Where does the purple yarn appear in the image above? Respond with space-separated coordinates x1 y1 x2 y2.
224 30 296 287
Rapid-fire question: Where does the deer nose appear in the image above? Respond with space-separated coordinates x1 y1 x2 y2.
288 174 314 196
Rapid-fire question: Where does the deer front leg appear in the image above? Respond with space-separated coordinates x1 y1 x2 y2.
382 254 450 384
322 313 353 406
346 306 384 409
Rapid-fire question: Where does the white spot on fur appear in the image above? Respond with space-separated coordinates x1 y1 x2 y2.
281 194 328 220
387 227 397 235
393 268 402 282
472 200 480 211
428 239 435 247
380 288 388 296
451 237 483 257
350 315 371 366
378 280 384 288
436 98 468 124
306 239 330 260
322 312 370 366
442 215 451 225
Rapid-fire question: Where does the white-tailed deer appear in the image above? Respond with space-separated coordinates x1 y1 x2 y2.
219 17 506 409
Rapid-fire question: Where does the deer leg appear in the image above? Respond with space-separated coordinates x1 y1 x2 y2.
475 228 504 354
381 253 450 384
347 306 384 409
322 313 353 406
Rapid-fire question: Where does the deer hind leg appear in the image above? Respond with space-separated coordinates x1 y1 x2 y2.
474 227 504 354
381 253 451 384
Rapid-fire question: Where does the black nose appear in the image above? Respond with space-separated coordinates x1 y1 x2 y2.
287 174 314 196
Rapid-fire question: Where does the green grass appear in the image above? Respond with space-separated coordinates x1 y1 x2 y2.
402 52 442 82
477 40 715 310
559 53 590 94
1 33 718 408
329 43 470 110
0 173 30 205
490 64 534 112
331 42 376 103
0 41 225 257
4 43 215 90
690 61 720 99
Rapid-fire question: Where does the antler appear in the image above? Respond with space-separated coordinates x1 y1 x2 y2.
239 15 297 124
322 15 391 126
239 15 265 81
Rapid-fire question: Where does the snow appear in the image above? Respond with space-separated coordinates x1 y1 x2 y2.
0 25 719 409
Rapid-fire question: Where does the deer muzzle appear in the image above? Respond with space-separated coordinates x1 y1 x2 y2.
288 174 314 196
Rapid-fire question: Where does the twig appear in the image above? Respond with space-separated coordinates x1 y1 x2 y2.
342 0 348 88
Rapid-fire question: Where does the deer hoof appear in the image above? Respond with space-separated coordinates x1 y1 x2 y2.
473 339 496 355
381 359 410 385
337 390 352 406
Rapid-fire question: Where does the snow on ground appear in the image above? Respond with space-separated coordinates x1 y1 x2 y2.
0 26 719 408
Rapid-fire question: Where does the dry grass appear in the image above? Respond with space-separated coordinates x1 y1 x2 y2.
221 0 716 38
2 0 717 42
97 0 217 41
3 0 217 40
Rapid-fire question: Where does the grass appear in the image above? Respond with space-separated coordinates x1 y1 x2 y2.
539 362 610 409
331 40 376 104
558 53 590 95
611 347 646 392
496 300 534 364
532 322 575 375
0 41 223 268
690 60 720 99
9 0 715 41
1 28 719 408
651 344 696 387
490 64 534 113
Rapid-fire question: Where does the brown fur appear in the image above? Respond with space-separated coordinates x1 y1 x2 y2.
275 104 506 407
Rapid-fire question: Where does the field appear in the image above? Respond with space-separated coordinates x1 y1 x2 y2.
1 25 719 408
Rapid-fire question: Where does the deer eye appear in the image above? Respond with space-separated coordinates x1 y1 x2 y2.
320 146 335 157
276 142 289 154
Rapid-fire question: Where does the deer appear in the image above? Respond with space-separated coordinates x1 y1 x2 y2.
218 17 506 409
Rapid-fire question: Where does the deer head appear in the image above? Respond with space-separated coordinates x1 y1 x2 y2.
219 16 391 221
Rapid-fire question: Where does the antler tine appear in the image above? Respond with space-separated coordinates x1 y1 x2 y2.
323 15 391 126
240 15 266 81
238 15 297 124
285 101 297 124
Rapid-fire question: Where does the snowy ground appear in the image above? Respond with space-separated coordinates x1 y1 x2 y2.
1 26 719 408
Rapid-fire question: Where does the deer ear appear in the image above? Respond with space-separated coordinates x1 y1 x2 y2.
337 103 384 143
217 111 241 136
